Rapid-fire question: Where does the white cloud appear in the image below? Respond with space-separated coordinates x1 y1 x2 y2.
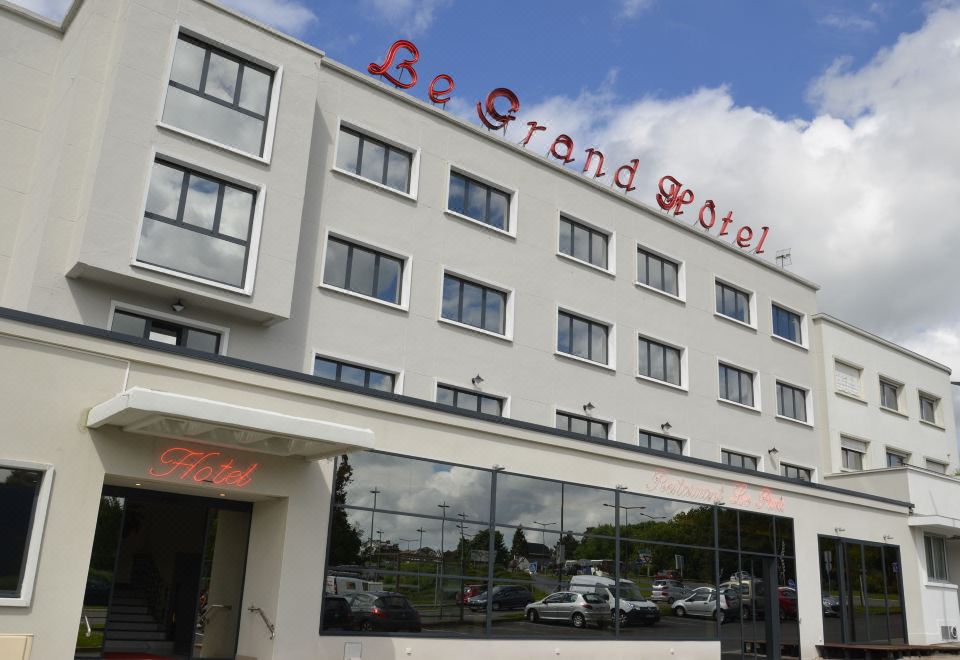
619 0 655 19
507 6 960 434
361 0 453 36
7 0 71 20
218 0 317 36
819 13 877 31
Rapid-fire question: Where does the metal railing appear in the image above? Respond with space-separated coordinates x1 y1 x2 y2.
248 605 276 640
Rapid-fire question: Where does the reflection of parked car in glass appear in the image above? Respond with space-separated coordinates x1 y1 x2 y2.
525 591 610 629
822 594 840 617
671 588 738 623
467 585 533 611
778 587 798 620
569 575 660 626
321 596 354 631
650 579 689 604
347 592 422 632
456 584 484 605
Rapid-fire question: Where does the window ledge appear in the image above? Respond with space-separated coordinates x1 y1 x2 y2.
924 581 958 591
879 405 909 419
634 281 685 304
775 414 814 429
713 312 757 332
556 251 615 277
771 334 808 351
157 122 270 165
636 374 688 393
132 260 252 296
919 419 946 431
554 350 617 373
318 283 409 313
717 398 761 414
444 210 516 239
438 317 512 343
331 167 418 202
835 390 868 405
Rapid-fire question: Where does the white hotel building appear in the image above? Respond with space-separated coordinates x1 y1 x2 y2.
0 1 958 659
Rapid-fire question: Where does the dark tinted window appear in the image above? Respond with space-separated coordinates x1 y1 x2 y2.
437 384 504 416
112 310 222 354
558 311 608 364
719 364 755 406
0 467 43 598
441 274 507 335
716 281 750 323
323 237 403 305
336 127 413 193
637 248 679 296
559 217 608 269
556 411 609 439
313 356 395 393
772 304 802 343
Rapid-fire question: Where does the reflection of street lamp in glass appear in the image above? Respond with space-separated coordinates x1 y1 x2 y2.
400 538 417 551
368 487 381 544
436 502 450 612
532 520 557 545
602 503 666 525
456 513 469 624
415 527 427 590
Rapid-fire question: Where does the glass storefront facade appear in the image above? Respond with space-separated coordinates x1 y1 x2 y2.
322 451 797 654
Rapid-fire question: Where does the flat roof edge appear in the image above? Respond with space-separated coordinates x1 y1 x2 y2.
321 58 819 292
0 305 912 510
813 313 953 374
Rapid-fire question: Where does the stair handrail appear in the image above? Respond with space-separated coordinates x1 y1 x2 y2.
247 605 276 640
82 614 92 638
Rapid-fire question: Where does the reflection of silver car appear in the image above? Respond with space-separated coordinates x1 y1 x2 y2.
525 591 610 629
671 588 735 623
650 579 690 604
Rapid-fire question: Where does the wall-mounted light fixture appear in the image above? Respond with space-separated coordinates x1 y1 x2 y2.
583 402 595 413
492 464 506 471
471 374 484 387
835 527 846 536
768 447 779 456
882 534 894 542
171 299 185 313
660 422 672 434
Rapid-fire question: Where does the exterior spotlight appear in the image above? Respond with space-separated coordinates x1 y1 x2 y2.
171 299 185 313
583 402 596 413
660 422 672 434
471 374 484 386
883 534 894 542
835 527 846 535
768 447 779 456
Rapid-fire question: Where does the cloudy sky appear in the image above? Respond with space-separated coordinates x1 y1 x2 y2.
14 0 960 434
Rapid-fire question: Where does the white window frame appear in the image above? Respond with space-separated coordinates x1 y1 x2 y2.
636 331 687 392
780 461 816 483
840 435 869 472
924 534 950 583
555 305 617 371
331 118 421 201
131 150 266 296
108 301 230 355
444 164 518 238
924 458 949 474
918 391 942 427
553 405 615 441
319 229 413 312
309 349 403 395
878 375 905 415
885 447 911 468
714 277 757 330
156 25 284 164
720 447 762 472
770 299 808 349
775 379 813 427
0 459 54 607
433 377 511 418
833 358 865 401
637 426 687 456
635 242 685 303
716 359 761 412
437 268 515 342
556 212 616 276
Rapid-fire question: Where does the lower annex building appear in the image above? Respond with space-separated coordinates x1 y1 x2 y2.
0 1 958 659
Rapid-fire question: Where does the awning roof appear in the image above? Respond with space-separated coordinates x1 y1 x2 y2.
87 387 375 459
909 515 960 537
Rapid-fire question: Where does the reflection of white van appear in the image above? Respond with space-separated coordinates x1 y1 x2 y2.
569 576 661 626
324 574 384 596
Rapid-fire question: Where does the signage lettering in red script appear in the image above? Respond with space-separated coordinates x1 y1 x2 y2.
148 447 258 488
476 87 520 131
646 470 785 513
656 175 770 254
368 40 421 89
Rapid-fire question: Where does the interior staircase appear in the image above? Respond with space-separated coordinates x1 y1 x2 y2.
102 555 174 656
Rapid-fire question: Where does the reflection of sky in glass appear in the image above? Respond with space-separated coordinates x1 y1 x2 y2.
336 130 360 173
572 225 590 262
484 292 503 333
162 87 264 155
137 218 245 287
466 182 486 221
146 162 183 219
323 240 348 289
571 317 589 357
360 140 386 183
239 68 270 114
349 248 375 297
183 174 218 231
386 150 410 191
441 277 460 320
488 190 508 230
448 174 466 214
170 39 203 89
219 188 253 239
205 53 239 103
376 258 401 303
663 262 678 295
461 282 483 327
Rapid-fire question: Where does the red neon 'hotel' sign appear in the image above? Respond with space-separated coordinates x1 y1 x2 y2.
368 40 770 254
148 447 259 487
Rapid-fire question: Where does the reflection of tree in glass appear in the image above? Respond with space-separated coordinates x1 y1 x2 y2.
330 456 363 566
510 527 529 559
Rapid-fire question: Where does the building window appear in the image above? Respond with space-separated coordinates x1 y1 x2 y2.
722 450 758 471
639 430 682 455
441 274 507 335
834 360 862 397
879 378 901 411
559 217 608 269
162 34 274 156
920 393 939 424
637 247 679 297
772 304 802 344
886 450 908 468
111 309 222 354
0 465 46 601
437 384 504 416
925 535 949 581
781 464 812 481
556 411 609 439
557 311 609 364
313 356 395 393
776 382 807 422
323 237 404 305
638 336 681 386
925 459 948 474
715 281 750 324
137 159 257 289
335 126 413 193
447 171 510 231
841 437 867 471
719 363 755 407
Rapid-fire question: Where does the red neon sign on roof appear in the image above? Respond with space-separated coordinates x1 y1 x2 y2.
148 447 258 488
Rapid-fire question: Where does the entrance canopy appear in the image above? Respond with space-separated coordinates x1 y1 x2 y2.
87 387 375 459
909 515 960 537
